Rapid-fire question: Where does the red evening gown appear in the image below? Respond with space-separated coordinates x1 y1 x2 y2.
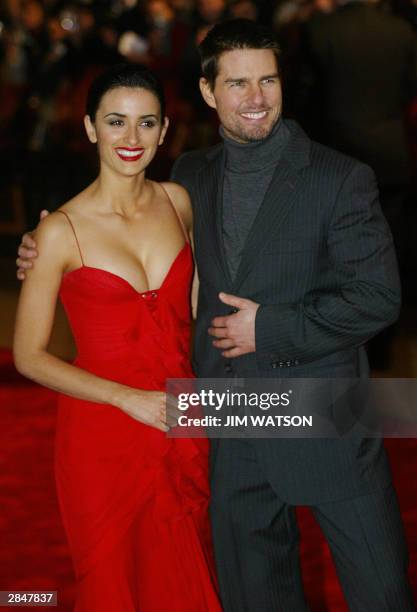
54 207 221 611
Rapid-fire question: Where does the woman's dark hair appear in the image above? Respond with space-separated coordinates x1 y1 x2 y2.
86 63 166 120
199 19 281 89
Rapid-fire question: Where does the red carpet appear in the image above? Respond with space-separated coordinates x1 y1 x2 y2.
0 348 416 611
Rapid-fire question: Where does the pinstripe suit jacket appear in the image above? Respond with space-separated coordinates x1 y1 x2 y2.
171 120 401 503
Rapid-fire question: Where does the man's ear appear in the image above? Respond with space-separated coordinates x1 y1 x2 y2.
199 78 217 110
84 115 97 143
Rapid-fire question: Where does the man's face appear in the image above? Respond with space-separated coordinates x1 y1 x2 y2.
200 48 282 143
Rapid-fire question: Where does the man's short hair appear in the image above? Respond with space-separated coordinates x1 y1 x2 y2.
199 19 281 89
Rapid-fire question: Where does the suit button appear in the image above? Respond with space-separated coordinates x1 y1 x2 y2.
286 360 292 367
294 359 299 366
271 361 279 369
279 361 284 368
224 363 233 374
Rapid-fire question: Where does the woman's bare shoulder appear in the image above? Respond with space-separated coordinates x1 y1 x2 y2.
160 181 192 230
33 192 90 259
33 209 71 242
25 211 75 274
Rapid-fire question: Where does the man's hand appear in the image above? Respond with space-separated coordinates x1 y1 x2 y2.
208 292 259 358
16 210 49 280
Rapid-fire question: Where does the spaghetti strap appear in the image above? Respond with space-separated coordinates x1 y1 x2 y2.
159 183 189 244
56 210 85 266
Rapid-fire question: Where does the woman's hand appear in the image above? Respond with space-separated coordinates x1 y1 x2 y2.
115 387 178 432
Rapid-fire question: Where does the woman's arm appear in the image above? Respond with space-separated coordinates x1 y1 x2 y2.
13 213 170 431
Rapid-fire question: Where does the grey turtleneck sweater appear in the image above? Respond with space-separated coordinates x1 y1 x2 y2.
221 118 291 280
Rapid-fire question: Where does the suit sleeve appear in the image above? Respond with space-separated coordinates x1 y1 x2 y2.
255 163 401 368
170 151 201 195
170 153 188 186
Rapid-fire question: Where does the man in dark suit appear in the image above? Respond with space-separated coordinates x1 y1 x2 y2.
171 19 414 611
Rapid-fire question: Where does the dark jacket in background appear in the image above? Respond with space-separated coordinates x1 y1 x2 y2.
301 2 417 188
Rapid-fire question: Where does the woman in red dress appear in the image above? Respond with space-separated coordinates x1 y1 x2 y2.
13 64 221 612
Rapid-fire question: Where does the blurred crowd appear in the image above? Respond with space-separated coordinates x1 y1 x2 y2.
0 0 416 254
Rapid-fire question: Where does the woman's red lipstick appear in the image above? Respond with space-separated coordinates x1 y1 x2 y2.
115 147 144 162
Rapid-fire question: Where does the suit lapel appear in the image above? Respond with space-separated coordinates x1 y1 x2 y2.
195 146 231 287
